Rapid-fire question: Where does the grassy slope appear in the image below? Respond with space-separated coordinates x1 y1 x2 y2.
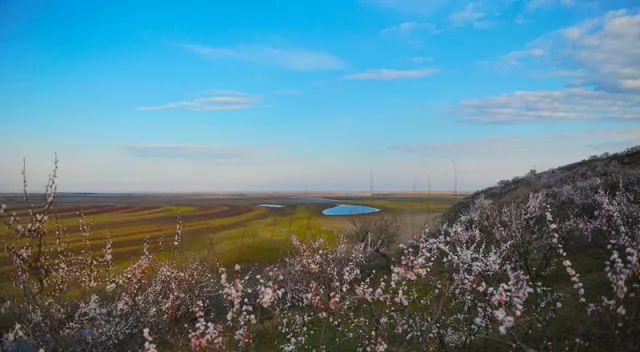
439 146 640 349
445 146 640 221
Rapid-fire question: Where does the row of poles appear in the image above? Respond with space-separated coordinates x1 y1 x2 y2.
367 160 458 197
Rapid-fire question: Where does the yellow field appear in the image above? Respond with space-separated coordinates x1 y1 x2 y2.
0 193 464 292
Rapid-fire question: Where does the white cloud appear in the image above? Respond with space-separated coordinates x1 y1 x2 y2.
526 0 575 11
379 3 502 36
559 10 640 92
202 89 247 96
179 43 345 71
449 3 486 27
363 0 450 15
449 2 495 29
459 9 640 122
456 88 640 122
344 68 439 80
499 47 547 68
136 93 259 112
381 21 439 35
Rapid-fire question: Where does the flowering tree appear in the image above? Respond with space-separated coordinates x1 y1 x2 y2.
1 156 640 351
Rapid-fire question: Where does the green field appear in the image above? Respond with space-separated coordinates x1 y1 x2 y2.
0 192 464 292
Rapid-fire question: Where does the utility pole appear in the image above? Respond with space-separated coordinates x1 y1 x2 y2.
412 178 416 197
427 174 431 215
411 178 416 232
452 160 458 197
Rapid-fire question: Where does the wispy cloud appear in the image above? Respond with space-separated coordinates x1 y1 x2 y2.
498 47 547 68
526 0 576 11
178 43 345 71
449 2 501 29
391 128 640 159
380 3 498 35
449 3 487 28
514 14 532 25
456 88 640 123
363 0 449 15
344 67 439 80
202 89 247 96
381 21 439 35
458 9 640 122
409 56 434 63
136 93 259 112
125 144 254 160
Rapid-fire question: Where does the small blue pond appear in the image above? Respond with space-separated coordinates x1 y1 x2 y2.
322 204 380 216
259 204 285 208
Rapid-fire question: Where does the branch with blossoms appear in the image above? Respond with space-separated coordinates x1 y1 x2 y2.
2 157 640 351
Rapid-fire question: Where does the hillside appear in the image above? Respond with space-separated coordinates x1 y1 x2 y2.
445 145 640 222
2 149 640 351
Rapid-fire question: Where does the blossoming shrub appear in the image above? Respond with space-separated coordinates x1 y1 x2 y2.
1 159 639 351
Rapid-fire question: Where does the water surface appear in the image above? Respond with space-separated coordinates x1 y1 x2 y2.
259 204 285 208
322 204 380 216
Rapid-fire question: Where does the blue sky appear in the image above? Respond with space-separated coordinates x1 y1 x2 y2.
1 0 639 192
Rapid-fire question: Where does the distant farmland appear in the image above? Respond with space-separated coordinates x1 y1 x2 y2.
0 192 464 291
